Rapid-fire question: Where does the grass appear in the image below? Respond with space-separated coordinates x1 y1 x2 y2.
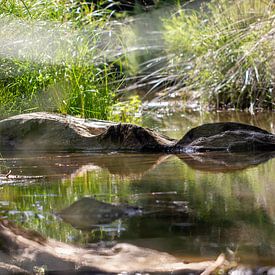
162 0 274 110
0 0 274 118
0 0 131 120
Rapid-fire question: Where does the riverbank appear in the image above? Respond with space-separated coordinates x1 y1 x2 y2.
0 0 273 120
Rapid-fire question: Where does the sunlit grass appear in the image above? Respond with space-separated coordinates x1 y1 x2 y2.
0 0 130 119
1 0 274 118
163 0 274 109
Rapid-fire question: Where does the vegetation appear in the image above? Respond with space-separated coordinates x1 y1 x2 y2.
0 0 128 119
0 0 274 120
163 0 274 109
1 1 275 269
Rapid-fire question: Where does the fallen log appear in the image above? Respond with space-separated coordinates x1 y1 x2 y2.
0 112 274 153
0 220 227 274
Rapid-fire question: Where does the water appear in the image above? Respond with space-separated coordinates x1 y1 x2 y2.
0 110 275 267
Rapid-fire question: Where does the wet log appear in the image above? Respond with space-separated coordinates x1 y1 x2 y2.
0 112 274 153
0 220 226 274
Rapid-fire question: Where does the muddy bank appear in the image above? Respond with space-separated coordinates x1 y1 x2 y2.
0 112 275 153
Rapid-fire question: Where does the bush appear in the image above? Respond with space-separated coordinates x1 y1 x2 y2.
163 0 274 110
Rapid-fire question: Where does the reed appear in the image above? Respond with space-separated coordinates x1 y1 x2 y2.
163 0 274 109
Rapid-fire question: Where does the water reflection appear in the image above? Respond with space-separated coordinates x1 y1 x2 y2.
1 151 274 179
179 152 275 172
0 153 170 179
0 152 275 266
0 110 274 267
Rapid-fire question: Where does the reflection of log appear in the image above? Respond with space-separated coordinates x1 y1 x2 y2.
0 153 171 180
1 151 273 185
0 221 226 274
179 152 275 172
0 151 274 187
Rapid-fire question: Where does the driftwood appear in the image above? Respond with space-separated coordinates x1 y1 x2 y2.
0 220 227 274
0 112 275 153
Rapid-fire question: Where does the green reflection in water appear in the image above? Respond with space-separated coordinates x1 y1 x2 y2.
0 165 133 243
0 153 275 266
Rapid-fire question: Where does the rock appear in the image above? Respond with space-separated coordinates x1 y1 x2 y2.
0 112 175 152
0 112 112 151
59 197 142 230
0 112 275 153
177 122 270 145
59 196 191 230
99 123 175 151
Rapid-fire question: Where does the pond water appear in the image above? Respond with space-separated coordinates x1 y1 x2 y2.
0 110 275 267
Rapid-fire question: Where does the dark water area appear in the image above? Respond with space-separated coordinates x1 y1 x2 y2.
0 110 275 267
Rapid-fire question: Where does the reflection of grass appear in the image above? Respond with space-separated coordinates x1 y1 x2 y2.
0 168 133 242
132 156 275 226
0 156 275 246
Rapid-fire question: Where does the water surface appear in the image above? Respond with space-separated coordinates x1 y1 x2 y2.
0 110 274 267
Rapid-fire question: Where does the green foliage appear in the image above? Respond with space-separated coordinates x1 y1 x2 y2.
0 51 118 119
109 95 142 123
0 0 128 120
0 0 108 25
163 0 274 109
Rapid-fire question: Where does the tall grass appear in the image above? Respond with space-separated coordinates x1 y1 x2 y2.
0 0 127 119
1 0 273 117
162 0 274 109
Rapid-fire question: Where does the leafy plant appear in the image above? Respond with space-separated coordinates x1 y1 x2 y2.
109 95 142 123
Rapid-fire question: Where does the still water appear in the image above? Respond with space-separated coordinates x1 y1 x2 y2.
0 110 275 267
